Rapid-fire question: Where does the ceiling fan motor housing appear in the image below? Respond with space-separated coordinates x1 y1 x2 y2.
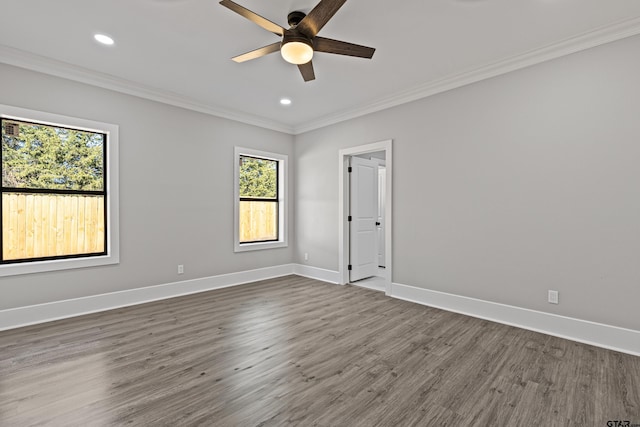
282 30 313 49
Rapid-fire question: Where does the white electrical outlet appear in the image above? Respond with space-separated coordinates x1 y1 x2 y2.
304 252 309 261
178 264 184 275
548 290 559 304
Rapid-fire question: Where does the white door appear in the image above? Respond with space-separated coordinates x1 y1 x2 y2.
349 157 378 282
377 166 386 267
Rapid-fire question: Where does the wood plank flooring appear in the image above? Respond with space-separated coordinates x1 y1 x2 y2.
0 275 638 426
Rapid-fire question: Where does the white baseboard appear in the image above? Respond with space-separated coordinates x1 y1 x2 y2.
391 282 640 357
0 264 296 331
6 266 634 357
293 264 341 284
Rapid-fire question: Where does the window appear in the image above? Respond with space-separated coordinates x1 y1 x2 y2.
234 147 287 252
239 156 278 243
0 104 119 276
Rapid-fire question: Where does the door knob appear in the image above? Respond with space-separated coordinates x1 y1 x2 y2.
376 222 381 226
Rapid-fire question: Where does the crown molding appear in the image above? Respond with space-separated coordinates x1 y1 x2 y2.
0 45 295 135
292 16 640 134
3 15 640 136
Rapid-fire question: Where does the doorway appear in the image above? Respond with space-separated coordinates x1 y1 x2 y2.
338 140 392 294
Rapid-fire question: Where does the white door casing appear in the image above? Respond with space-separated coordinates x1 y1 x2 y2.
377 166 386 267
349 156 379 282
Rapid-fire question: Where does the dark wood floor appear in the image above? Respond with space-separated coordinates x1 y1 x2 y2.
0 275 638 426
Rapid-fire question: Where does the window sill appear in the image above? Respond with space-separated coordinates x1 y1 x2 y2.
0 253 119 277
234 240 288 253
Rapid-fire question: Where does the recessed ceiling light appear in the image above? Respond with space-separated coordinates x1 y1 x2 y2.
280 98 292 106
94 34 114 46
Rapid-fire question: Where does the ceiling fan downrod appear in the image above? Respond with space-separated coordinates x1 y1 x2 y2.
287 11 306 27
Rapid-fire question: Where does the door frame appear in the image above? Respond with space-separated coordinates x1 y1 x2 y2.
338 139 393 294
374 159 386 268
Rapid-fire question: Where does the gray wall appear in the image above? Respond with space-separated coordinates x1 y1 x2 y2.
0 63 294 310
294 34 640 331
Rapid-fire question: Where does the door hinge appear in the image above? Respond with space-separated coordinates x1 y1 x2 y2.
348 265 352 271
348 166 352 173
348 216 352 222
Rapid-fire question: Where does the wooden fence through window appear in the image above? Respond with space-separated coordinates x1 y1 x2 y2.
2 193 105 260
3 193 277 260
239 201 277 243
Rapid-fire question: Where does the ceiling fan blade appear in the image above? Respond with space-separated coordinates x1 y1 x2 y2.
219 0 285 36
314 37 375 58
298 61 315 82
296 0 346 38
231 42 281 63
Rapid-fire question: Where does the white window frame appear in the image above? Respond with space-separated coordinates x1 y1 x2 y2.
0 104 119 277
234 146 287 252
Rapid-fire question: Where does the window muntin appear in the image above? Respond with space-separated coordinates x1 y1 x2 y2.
1 118 107 263
239 155 278 243
234 147 287 252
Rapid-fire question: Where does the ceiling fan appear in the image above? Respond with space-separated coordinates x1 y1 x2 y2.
219 0 375 82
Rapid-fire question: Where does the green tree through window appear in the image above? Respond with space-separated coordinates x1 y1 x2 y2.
2 121 103 191
239 156 276 199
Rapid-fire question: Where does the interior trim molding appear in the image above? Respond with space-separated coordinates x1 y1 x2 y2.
0 264 296 332
293 264 341 284
391 282 640 357
3 17 640 135
0 45 294 135
293 16 640 134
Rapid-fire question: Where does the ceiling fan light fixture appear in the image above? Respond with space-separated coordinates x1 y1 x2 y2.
281 37 313 65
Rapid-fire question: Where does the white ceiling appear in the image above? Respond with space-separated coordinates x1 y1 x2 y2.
2 0 640 134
